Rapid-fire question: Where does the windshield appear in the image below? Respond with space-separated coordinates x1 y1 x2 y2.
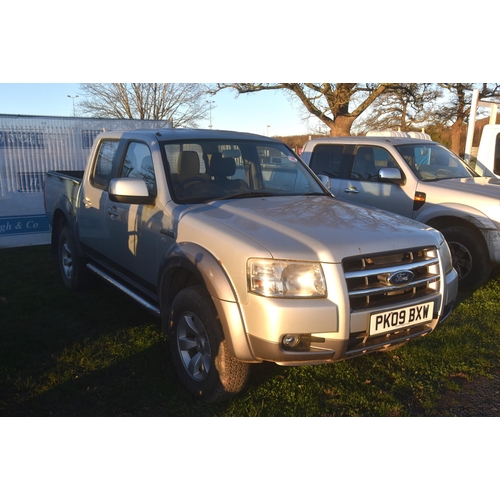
396 143 477 181
162 139 326 203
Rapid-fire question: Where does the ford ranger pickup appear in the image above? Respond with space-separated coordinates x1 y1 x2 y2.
44 128 458 402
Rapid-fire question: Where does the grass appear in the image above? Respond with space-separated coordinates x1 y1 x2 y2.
1 245 500 417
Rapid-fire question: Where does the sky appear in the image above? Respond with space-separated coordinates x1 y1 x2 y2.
0 83 317 137
1 0 495 140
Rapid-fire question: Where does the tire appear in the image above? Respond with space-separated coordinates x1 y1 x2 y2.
440 226 492 290
58 225 91 291
167 285 250 403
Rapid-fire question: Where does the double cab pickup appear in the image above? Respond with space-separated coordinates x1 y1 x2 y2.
44 128 457 402
303 133 500 289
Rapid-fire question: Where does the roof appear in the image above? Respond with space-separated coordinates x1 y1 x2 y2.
305 136 437 147
116 127 282 143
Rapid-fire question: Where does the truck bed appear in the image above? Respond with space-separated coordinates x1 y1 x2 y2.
46 170 85 182
44 170 85 224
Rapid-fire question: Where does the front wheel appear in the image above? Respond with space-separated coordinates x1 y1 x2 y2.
440 226 492 289
167 285 250 403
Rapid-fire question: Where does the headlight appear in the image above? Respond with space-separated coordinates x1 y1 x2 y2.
438 235 454 274
247 259 326 298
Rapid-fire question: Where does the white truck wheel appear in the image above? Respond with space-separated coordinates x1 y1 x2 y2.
441 226 492 289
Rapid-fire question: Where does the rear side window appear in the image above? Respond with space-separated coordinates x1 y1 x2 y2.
92 140 119 190
309 144 344 178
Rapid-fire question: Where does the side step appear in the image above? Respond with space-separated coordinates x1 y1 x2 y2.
87 263 161 317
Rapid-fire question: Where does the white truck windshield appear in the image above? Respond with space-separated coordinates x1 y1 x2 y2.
396 143 477 181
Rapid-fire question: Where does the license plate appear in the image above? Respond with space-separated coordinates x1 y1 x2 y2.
369 302 434 336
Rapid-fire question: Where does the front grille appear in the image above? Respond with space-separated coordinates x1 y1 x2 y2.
343 247 441 311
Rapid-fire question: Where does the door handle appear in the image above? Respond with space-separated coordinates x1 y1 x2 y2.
107 207 119 218
344 186 360 194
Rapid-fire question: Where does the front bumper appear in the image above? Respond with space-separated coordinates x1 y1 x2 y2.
216 265 458 366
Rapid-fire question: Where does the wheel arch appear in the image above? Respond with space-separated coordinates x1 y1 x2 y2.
425 215 484 238
158 243 255 362
50 208 72 258
48 190 80 259
425 214 495 261
426 216 493 288
158 242 238 308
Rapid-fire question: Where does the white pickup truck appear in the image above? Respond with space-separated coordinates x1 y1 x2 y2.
302 132 500 289
44 128 457 402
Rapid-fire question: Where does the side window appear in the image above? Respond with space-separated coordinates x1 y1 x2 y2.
351 146 398 181
121 142 156 196
92 140 119 190
309 144 344 178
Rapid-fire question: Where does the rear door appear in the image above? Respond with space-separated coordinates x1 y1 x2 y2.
307 143 348 197
79 138 121 258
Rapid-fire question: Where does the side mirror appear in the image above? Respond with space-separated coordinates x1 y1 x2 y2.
317 174 332 191
108 178 155 205
379 167 405 186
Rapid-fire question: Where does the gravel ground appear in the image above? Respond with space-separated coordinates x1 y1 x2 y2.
434 371 500 416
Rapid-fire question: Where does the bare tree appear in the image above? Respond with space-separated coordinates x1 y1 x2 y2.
212 83 406 136
435 83 500 154
353 84 442 135
77 83 210 127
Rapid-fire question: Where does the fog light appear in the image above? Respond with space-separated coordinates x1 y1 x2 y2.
283 334 301 348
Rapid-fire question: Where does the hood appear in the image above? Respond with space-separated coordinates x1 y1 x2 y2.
423 176 500 198
197 195 441 263
421 177 500 223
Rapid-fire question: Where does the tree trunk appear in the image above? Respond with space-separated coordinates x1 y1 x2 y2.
450 117 463 155
329 115 356 136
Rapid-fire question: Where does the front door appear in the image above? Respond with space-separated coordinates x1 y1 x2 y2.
337 145 414 218
104 141 162 288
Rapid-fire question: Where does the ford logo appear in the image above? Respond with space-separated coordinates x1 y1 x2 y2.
388 270 414 286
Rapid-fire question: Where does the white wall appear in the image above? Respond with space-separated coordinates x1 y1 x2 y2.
0 115 171 248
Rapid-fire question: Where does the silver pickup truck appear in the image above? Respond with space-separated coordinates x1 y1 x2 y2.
44 128 457 402
302 133 500 289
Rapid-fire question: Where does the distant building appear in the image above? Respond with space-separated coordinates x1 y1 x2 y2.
0 114 172 248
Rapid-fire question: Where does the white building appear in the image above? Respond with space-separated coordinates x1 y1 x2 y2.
0 114 171 248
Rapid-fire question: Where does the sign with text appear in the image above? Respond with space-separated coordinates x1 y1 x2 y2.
0 215 51 236
0 130 45 149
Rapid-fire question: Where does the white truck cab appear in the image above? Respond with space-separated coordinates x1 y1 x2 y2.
302 132 500 289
